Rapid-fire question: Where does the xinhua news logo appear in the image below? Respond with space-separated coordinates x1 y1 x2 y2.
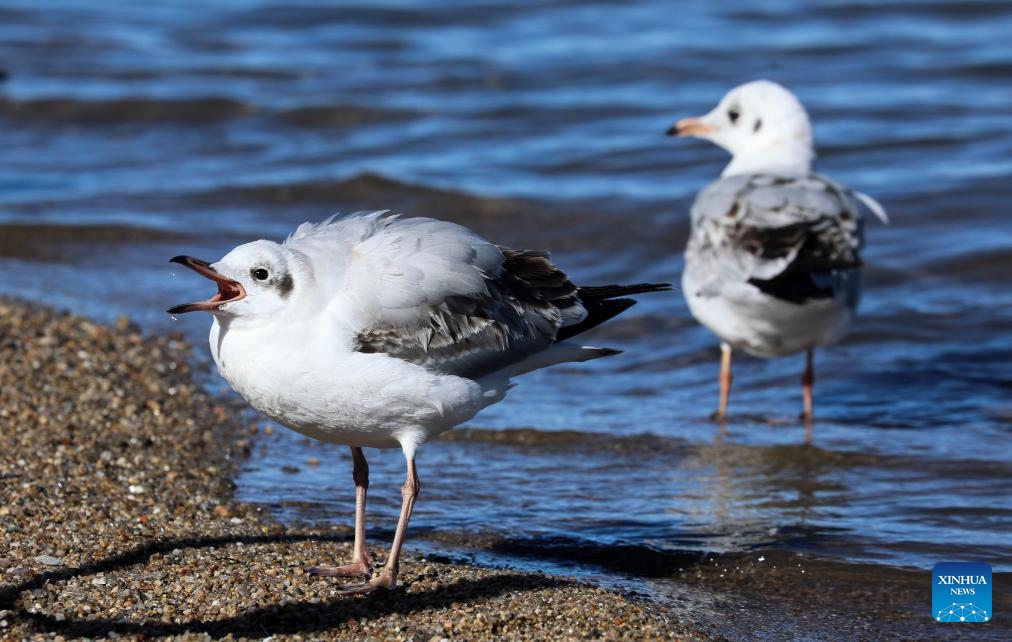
932 562 992 623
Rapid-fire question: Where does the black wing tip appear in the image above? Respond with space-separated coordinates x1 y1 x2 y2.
747 273 836 305
608 297 637 313
555 297 638 342
555 282 672 343
578 282 672 300
625 282 673 293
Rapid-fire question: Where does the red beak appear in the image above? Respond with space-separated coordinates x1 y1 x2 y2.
167 255 246 314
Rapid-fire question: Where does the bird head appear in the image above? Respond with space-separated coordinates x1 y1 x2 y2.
668 80 815 177
168 240 309 324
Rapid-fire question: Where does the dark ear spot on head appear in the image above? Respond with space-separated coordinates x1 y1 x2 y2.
278 273 294 298
753 118 762 133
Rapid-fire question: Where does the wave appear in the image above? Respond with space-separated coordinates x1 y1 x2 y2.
0 96 254 125
278 104 418 128
485 535 713 578
438 426 694 455
0 94 423 129
1 170 681 263
191 173 551 232
0 223 192 262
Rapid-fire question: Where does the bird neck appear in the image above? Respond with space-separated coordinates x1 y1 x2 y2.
721 143 814 178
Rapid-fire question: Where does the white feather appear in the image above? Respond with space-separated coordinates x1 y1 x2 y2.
854 191 890 224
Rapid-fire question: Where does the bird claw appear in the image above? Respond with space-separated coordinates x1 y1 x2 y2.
337 573 396 595
306 560 371 578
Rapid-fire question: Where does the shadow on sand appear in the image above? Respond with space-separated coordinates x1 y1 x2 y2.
0 533 572 638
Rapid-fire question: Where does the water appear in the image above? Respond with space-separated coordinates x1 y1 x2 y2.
2 0 1010 637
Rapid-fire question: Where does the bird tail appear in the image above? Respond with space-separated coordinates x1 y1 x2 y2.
577 282 673 299
493 282 668 381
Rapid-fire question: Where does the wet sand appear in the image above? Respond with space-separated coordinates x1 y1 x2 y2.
0 298 706 641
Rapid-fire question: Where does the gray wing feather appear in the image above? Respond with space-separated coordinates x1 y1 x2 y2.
687 173 865 295
355 249 586 379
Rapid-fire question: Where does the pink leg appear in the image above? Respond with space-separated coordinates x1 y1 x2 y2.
307 447 372 577
338 454 420 594
711 342 732 421
802 349 814 423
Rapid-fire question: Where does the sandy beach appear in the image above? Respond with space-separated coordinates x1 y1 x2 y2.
0 298 707 641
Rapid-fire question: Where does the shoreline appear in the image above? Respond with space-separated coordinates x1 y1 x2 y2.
0 298 706 641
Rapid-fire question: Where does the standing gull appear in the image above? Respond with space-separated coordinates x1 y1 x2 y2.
168 212 669 593
668 80 887 421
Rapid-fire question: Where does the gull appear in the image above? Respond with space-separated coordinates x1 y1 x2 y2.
168 211 669 593
667 80 888 422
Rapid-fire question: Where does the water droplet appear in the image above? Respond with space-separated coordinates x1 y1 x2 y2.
170 315 178 322
169 271 176 277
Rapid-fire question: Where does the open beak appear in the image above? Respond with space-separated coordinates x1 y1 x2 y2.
167 255 246 314
666 117 715 137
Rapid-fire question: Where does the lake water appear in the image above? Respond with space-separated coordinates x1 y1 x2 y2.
1 1 1010 638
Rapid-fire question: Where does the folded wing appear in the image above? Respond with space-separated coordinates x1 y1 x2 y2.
688 174 871 304
289 213 602 379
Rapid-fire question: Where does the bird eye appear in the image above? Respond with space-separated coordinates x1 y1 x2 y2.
252 268 269 281
728 108 740 124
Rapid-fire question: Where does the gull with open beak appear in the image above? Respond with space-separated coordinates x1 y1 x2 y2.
169 212 669 593
668 80 888 423
168 256 247 313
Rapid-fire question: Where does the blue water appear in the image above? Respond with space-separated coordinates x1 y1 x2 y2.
1 1 1010 637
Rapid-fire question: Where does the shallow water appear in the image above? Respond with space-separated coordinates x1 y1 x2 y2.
2 0 1010 637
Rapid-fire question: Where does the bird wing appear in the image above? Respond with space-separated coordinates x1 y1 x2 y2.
687 174 871 303
288 212 588 379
